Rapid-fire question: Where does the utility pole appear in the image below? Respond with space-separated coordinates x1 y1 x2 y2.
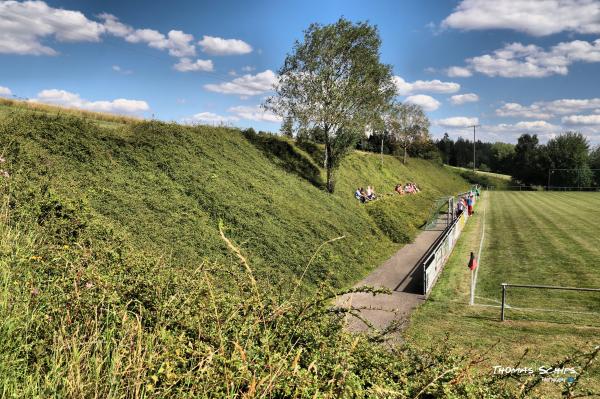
469 124 480 172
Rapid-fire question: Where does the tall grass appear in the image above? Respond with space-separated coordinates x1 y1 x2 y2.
0 98 142 125
0 104 597 398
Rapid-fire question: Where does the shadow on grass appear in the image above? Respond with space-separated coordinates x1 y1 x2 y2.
242 129 325 189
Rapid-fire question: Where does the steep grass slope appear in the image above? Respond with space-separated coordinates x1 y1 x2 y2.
0 108 467 289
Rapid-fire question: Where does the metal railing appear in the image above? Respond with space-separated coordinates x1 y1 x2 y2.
500 283 600 321
417 186 480 296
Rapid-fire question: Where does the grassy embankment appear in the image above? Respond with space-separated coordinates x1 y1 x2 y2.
4 104 539 397
446 165 512 190
406 191 600 397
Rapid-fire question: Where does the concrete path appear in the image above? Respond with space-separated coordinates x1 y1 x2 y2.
335 215 449 333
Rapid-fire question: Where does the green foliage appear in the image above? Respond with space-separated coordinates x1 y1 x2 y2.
545 132 593 187
266 17 396 192
0 174 553 398
0 109 468 294
0 103 595 398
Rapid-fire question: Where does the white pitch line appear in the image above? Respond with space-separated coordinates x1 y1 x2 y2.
470 193 487 305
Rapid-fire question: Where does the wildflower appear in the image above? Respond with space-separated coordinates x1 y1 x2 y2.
29 255 42 261
63 245 70 250
31 287 40 296
0 170 9 178
85 282 94 289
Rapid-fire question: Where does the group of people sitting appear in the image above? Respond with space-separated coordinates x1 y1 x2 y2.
354 182 422 203
354 186 377 203
394 182 420 195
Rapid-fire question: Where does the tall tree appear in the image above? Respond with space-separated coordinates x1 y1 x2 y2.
512 134 548 186
546 132 592 187
265 18 396 192
386 103 430 164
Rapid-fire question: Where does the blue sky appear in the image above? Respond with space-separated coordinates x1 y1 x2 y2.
2 0 600 144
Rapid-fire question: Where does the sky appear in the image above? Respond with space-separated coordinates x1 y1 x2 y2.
2 0 600 144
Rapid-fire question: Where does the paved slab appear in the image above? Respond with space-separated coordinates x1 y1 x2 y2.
335 215 449 333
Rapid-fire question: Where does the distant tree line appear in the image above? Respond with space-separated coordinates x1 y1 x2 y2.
433 132 600 188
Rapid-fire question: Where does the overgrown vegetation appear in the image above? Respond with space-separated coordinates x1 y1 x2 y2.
1 100 598 397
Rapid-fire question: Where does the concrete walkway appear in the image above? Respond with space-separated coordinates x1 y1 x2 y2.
335 215 449 333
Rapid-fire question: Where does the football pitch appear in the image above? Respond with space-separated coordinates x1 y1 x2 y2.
406 191 600 395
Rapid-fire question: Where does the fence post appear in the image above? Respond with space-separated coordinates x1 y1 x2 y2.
501 283 507 321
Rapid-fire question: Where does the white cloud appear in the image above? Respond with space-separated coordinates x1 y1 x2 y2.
182 112 238 125
0 86 12 97
496 98 600 119
457 39 600 78
98 13 196 57
204 70 278 96
112 65 132 75
30 89 149 115
394 76 460 95
450 93 479 105
405 95 441 111
562 114 600 125
198 36 252 55
436 116 479 128
442 0 600 36
228 105 282 123
173 58 214 72
0 0 105 55
446 66 472 77
241 66 255 72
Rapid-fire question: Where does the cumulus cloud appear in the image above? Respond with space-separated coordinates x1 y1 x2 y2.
442 0 600 36
198 36 252 55
450 93 479 105
394 76 460 95
562 114 600 125
173 58 214 72
99 14 196 58
405 95 441 111
0 86 12 97
446 66 473 77
204 70 278 96
30 89 149 115
228 105 282 123
436 116 479 128
496 98 600 119
0 0 105 55
453 39 600 78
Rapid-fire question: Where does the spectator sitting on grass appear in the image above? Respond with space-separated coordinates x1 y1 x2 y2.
366 185 377 200
355 187 366 203
395 184 404 195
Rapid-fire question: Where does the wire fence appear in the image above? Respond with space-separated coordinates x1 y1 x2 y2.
500 283 600 322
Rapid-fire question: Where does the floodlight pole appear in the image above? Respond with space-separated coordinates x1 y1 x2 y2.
469 125 480 172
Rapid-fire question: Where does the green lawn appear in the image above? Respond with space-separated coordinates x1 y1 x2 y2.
406 191 600 397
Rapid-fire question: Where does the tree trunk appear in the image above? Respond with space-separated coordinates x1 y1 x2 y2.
380 136 384 168
325 141 335 193
403 145 407 164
